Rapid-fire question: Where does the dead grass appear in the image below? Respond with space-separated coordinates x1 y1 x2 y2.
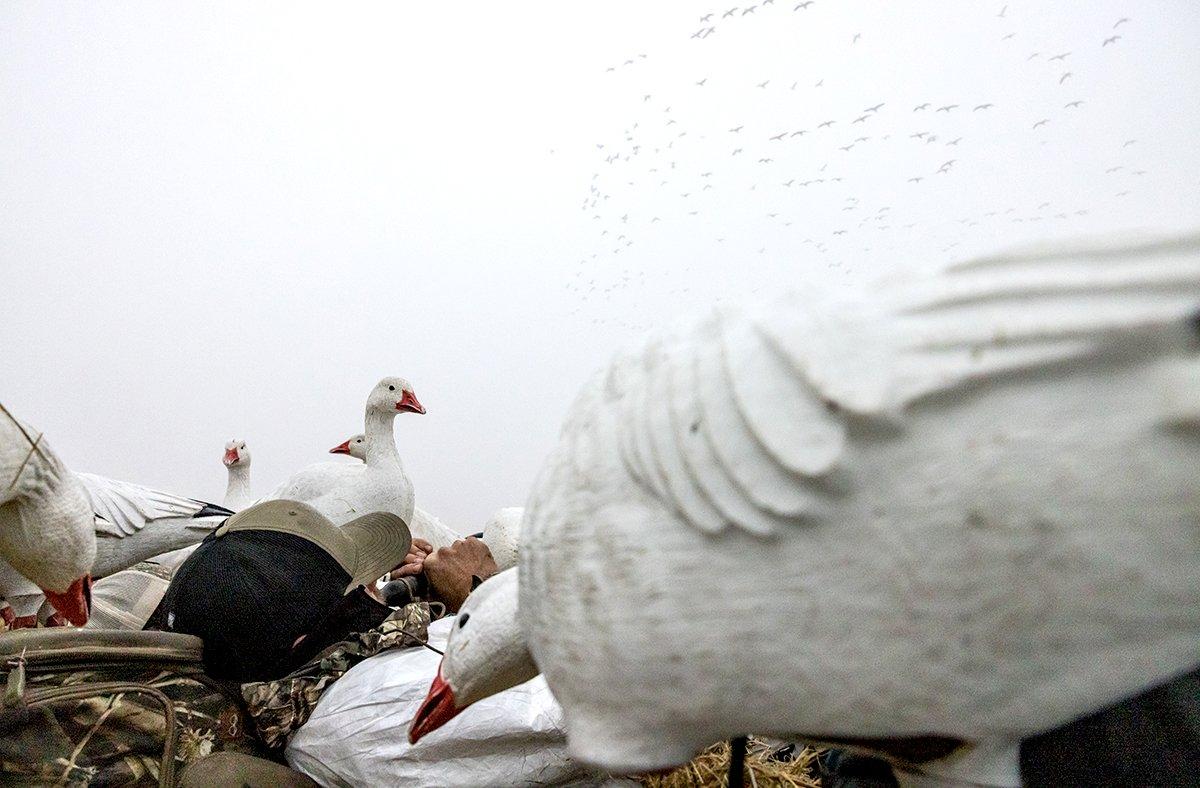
638 738 824 788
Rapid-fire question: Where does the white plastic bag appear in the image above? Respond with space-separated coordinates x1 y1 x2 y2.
286 616 612 787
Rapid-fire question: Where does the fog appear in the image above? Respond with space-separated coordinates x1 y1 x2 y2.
3 1 1198 530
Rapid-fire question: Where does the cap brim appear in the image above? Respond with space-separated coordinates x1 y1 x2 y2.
340 512 412 593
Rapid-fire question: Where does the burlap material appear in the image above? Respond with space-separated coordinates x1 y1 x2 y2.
86 562 176 631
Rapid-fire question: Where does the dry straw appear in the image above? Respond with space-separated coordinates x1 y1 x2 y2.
639 738 824 788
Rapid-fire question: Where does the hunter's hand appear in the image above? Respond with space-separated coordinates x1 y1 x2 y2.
422 537 499 613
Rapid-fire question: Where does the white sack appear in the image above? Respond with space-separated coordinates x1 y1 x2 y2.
286 616 614 787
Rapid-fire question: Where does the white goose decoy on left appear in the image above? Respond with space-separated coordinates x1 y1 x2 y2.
222 439 253 511
0 407 95 627
411 233 1200 786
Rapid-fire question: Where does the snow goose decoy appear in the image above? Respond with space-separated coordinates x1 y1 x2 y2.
222 438 253 511
0 407 95 626
480 507 524 572
411 232 1200 786
329 433 367 460
262 377 425 525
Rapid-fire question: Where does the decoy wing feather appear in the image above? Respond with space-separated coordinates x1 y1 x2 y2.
760 232 1200 419
75 472 210 537
890 232 1200 410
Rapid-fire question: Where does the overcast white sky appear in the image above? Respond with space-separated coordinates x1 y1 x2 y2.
3 1 1198 531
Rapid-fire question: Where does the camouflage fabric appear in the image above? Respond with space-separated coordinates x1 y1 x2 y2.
241 602 432 749
0 662 258 786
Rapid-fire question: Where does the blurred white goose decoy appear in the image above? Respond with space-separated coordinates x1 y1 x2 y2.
222 438 253 511
411 233 1200 786
481 507 524 572
0 407 95 626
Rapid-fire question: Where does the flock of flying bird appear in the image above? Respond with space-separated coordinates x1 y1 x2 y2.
567 5 1147 328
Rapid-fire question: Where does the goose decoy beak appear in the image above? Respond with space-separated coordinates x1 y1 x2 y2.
42 574 92 626
396 391 426 415
409 665 460 742
329 440 352 455
223 447 240 466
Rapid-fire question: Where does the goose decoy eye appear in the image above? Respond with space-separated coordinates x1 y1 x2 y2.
458 614 470 628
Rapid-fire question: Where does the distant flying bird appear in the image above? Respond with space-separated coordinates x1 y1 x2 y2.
852 33 861 43
865 102 885 112
1059 72 1072 84
691 28 706 39
840 144 855 152
855 136 869 143
1002 32 1016 41
651 217 660 223
770 132 787 141
973 103 993 111
643 94 651 101
1116 190 1130 197
908 177 924 183
913 103 931 111
1049 52 1070 61
1106 166 1124 173
723 8 738 18
757 80 770 88
853 115 870 124
1033 118 1050 129
997 4 1007 18
818 120 836 128
783 179 795 186
701 13 713 21
815 78 824 87
729 126 744 133
757 158 774 163
696 78 707 86
910 132 928 138
939 159 956 170
832 229 847 235
1027 52 1040 60
946 137 962 146
742 5 757 15
1064 100 1084 108
1102 36 1121 46
1114 17 1130 28
795 1 814 9
732 148 743 155
1123 139 1137 147
790 130 807 137
937 104 959 113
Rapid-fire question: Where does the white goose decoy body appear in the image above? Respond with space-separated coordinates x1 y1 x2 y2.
334 431 464 549
222 439 253 511
413 233 1200 785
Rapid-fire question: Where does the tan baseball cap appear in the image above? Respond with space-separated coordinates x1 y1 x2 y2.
214 499 411 593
